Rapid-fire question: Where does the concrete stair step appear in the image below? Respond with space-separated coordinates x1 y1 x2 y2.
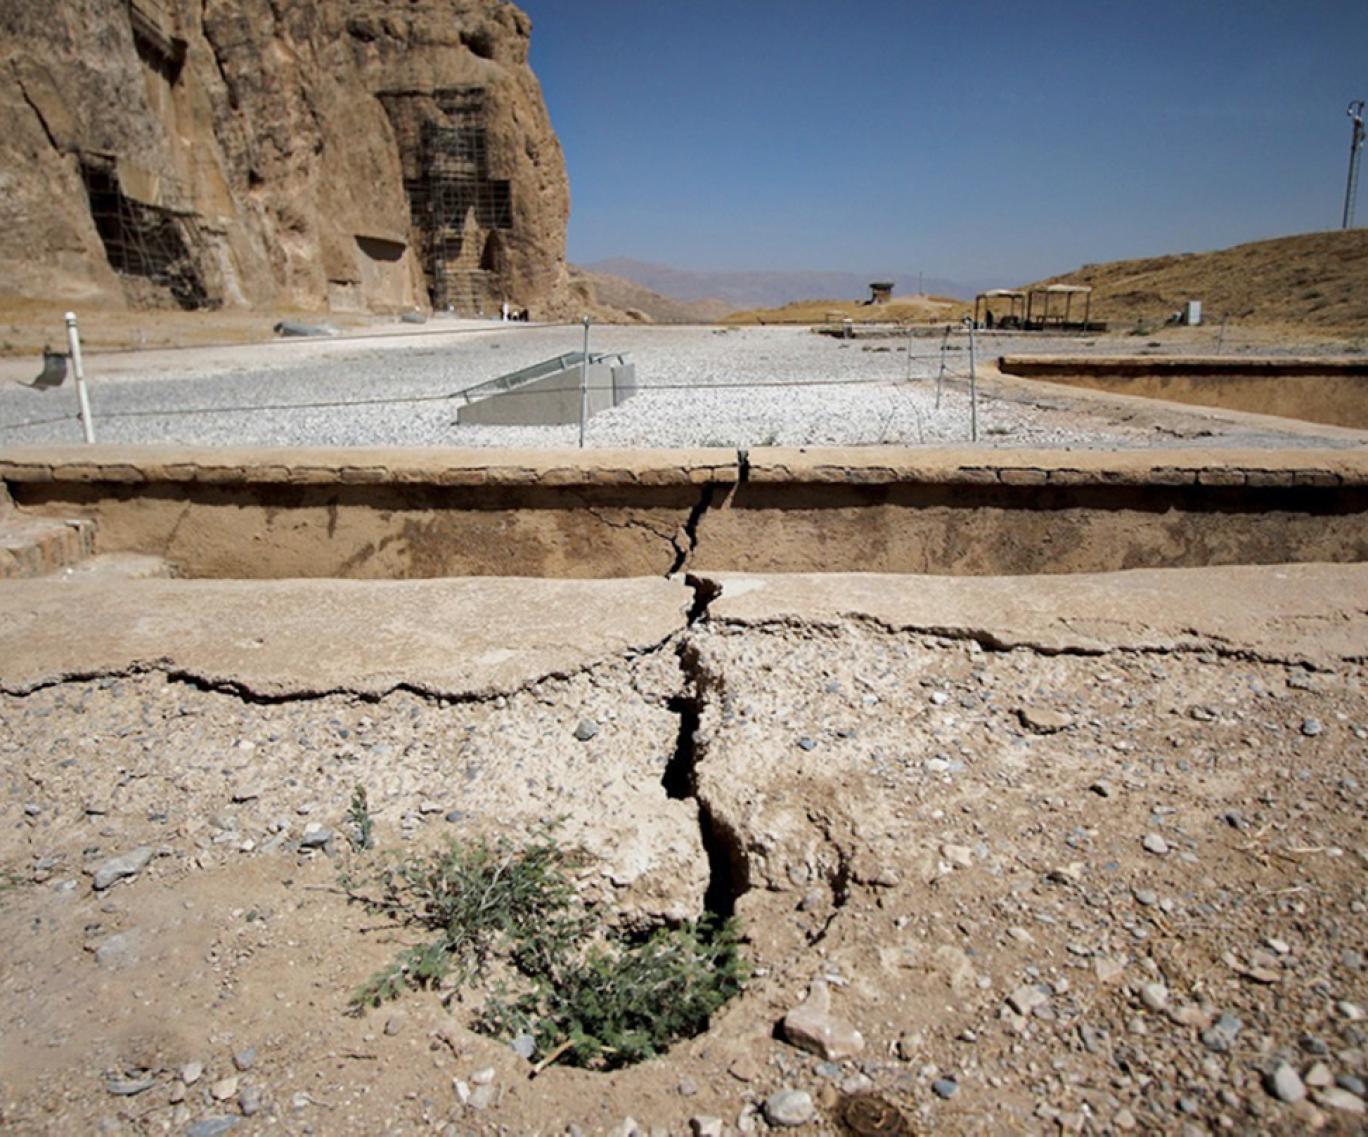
0 515 98 579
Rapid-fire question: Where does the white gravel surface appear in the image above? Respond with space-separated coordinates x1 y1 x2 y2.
0 323 1353 450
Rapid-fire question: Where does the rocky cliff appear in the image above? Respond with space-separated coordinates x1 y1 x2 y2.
0 0 569 316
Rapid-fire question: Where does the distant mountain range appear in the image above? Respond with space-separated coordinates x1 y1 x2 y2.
583 258 989 310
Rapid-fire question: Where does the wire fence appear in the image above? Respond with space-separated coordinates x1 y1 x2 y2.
1 314 998 447
9 309 1312 448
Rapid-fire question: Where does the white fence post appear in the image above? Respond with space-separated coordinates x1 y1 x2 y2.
968 320 978 443
64 312 96 443
578 316 590 449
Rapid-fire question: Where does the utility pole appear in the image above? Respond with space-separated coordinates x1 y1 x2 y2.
1345 100 1365 230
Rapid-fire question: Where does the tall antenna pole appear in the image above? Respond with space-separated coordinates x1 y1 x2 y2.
1345 100 1365 230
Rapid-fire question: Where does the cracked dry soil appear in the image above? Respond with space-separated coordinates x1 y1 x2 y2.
1 613 1366 1135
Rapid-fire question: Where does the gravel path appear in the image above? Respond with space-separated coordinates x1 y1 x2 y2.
0 324 1355 450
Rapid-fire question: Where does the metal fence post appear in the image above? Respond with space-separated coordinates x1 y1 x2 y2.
904 325 912 383
968 320 978 442
936 325 948 411
64 312 96 443
578 316 590 448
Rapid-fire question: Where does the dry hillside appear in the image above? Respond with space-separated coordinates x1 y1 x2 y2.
1028 229 1368 333
724 295 966 326
568 267 733 324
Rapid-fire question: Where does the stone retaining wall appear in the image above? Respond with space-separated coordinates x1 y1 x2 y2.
2 446 1365 578
998 355 1368 430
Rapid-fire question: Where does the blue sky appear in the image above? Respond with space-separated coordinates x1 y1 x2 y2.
522 1 1367 286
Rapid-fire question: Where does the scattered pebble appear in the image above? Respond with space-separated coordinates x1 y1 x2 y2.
91 847 153 891
763 1089 815 1127
1266 1063 1306 1104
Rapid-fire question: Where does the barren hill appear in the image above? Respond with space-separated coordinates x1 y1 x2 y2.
568 266 733 324
1026 230 1368 333
723 294 966 326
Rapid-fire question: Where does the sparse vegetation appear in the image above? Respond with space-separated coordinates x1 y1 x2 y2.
344 830 747 1069
345 784 374 852
1028 229 1368 333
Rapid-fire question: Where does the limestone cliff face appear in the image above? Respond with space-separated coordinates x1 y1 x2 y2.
0 0 569 315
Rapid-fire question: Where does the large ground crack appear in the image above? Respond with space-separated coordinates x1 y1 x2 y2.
661 635 748 920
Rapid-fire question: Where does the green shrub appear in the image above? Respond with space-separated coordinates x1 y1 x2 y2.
344 830 746 1069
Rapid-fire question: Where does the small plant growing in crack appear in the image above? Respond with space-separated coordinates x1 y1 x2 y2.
345 784 375 852
343 828 747 1069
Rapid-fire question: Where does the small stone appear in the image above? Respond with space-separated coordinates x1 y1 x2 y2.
470 1067 495 1086
690 1117 724 1137
1094 957 1126 983
94 930 142 970
1142 833 1169 856
763 1090 815 1127
181 1062 204 1085
232 1047 256 1071
1134 888 1159 906
510 1033 535 1060
940 843 973 869
384 1014 404 1037
468 1084 495 1110
1113 1108 1137 1131
1007 984 1048 1016
1305 1063 1333 1088
839 1072 873 1095
781 980 865 1060
796 737 817 751
91 847 153 890
1089 780 1114 798
1201 1013 1243 1052
1019 706 1071 734
210 1075 240 1101
931 1078 959 1100
607 1119 641 1137
1315 1087 1364 1114
572 719 599 742
1301 717 1323 737
1140 983 1169 1012
1266 1063 1306 1104
238 1084 262 1116
169 1081 187 1104
106 1075 156 1096
187 1120 238 1137
1168 1005 1212 1029
1337 1000 1364 1021
299 823 333 849
678 1076 698 1097
1338 1075 1367 1096
728 1055 761 1082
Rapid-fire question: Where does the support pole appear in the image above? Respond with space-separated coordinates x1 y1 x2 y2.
905 325 912 383
64 312 95 444
578 316 590 449
1344 100 1365 230
968 320 978 443
936 325 948 411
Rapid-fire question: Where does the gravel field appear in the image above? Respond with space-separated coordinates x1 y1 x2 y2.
0 324 1355 451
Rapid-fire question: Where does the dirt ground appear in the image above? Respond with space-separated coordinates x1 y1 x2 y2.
1 566 1365 1135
